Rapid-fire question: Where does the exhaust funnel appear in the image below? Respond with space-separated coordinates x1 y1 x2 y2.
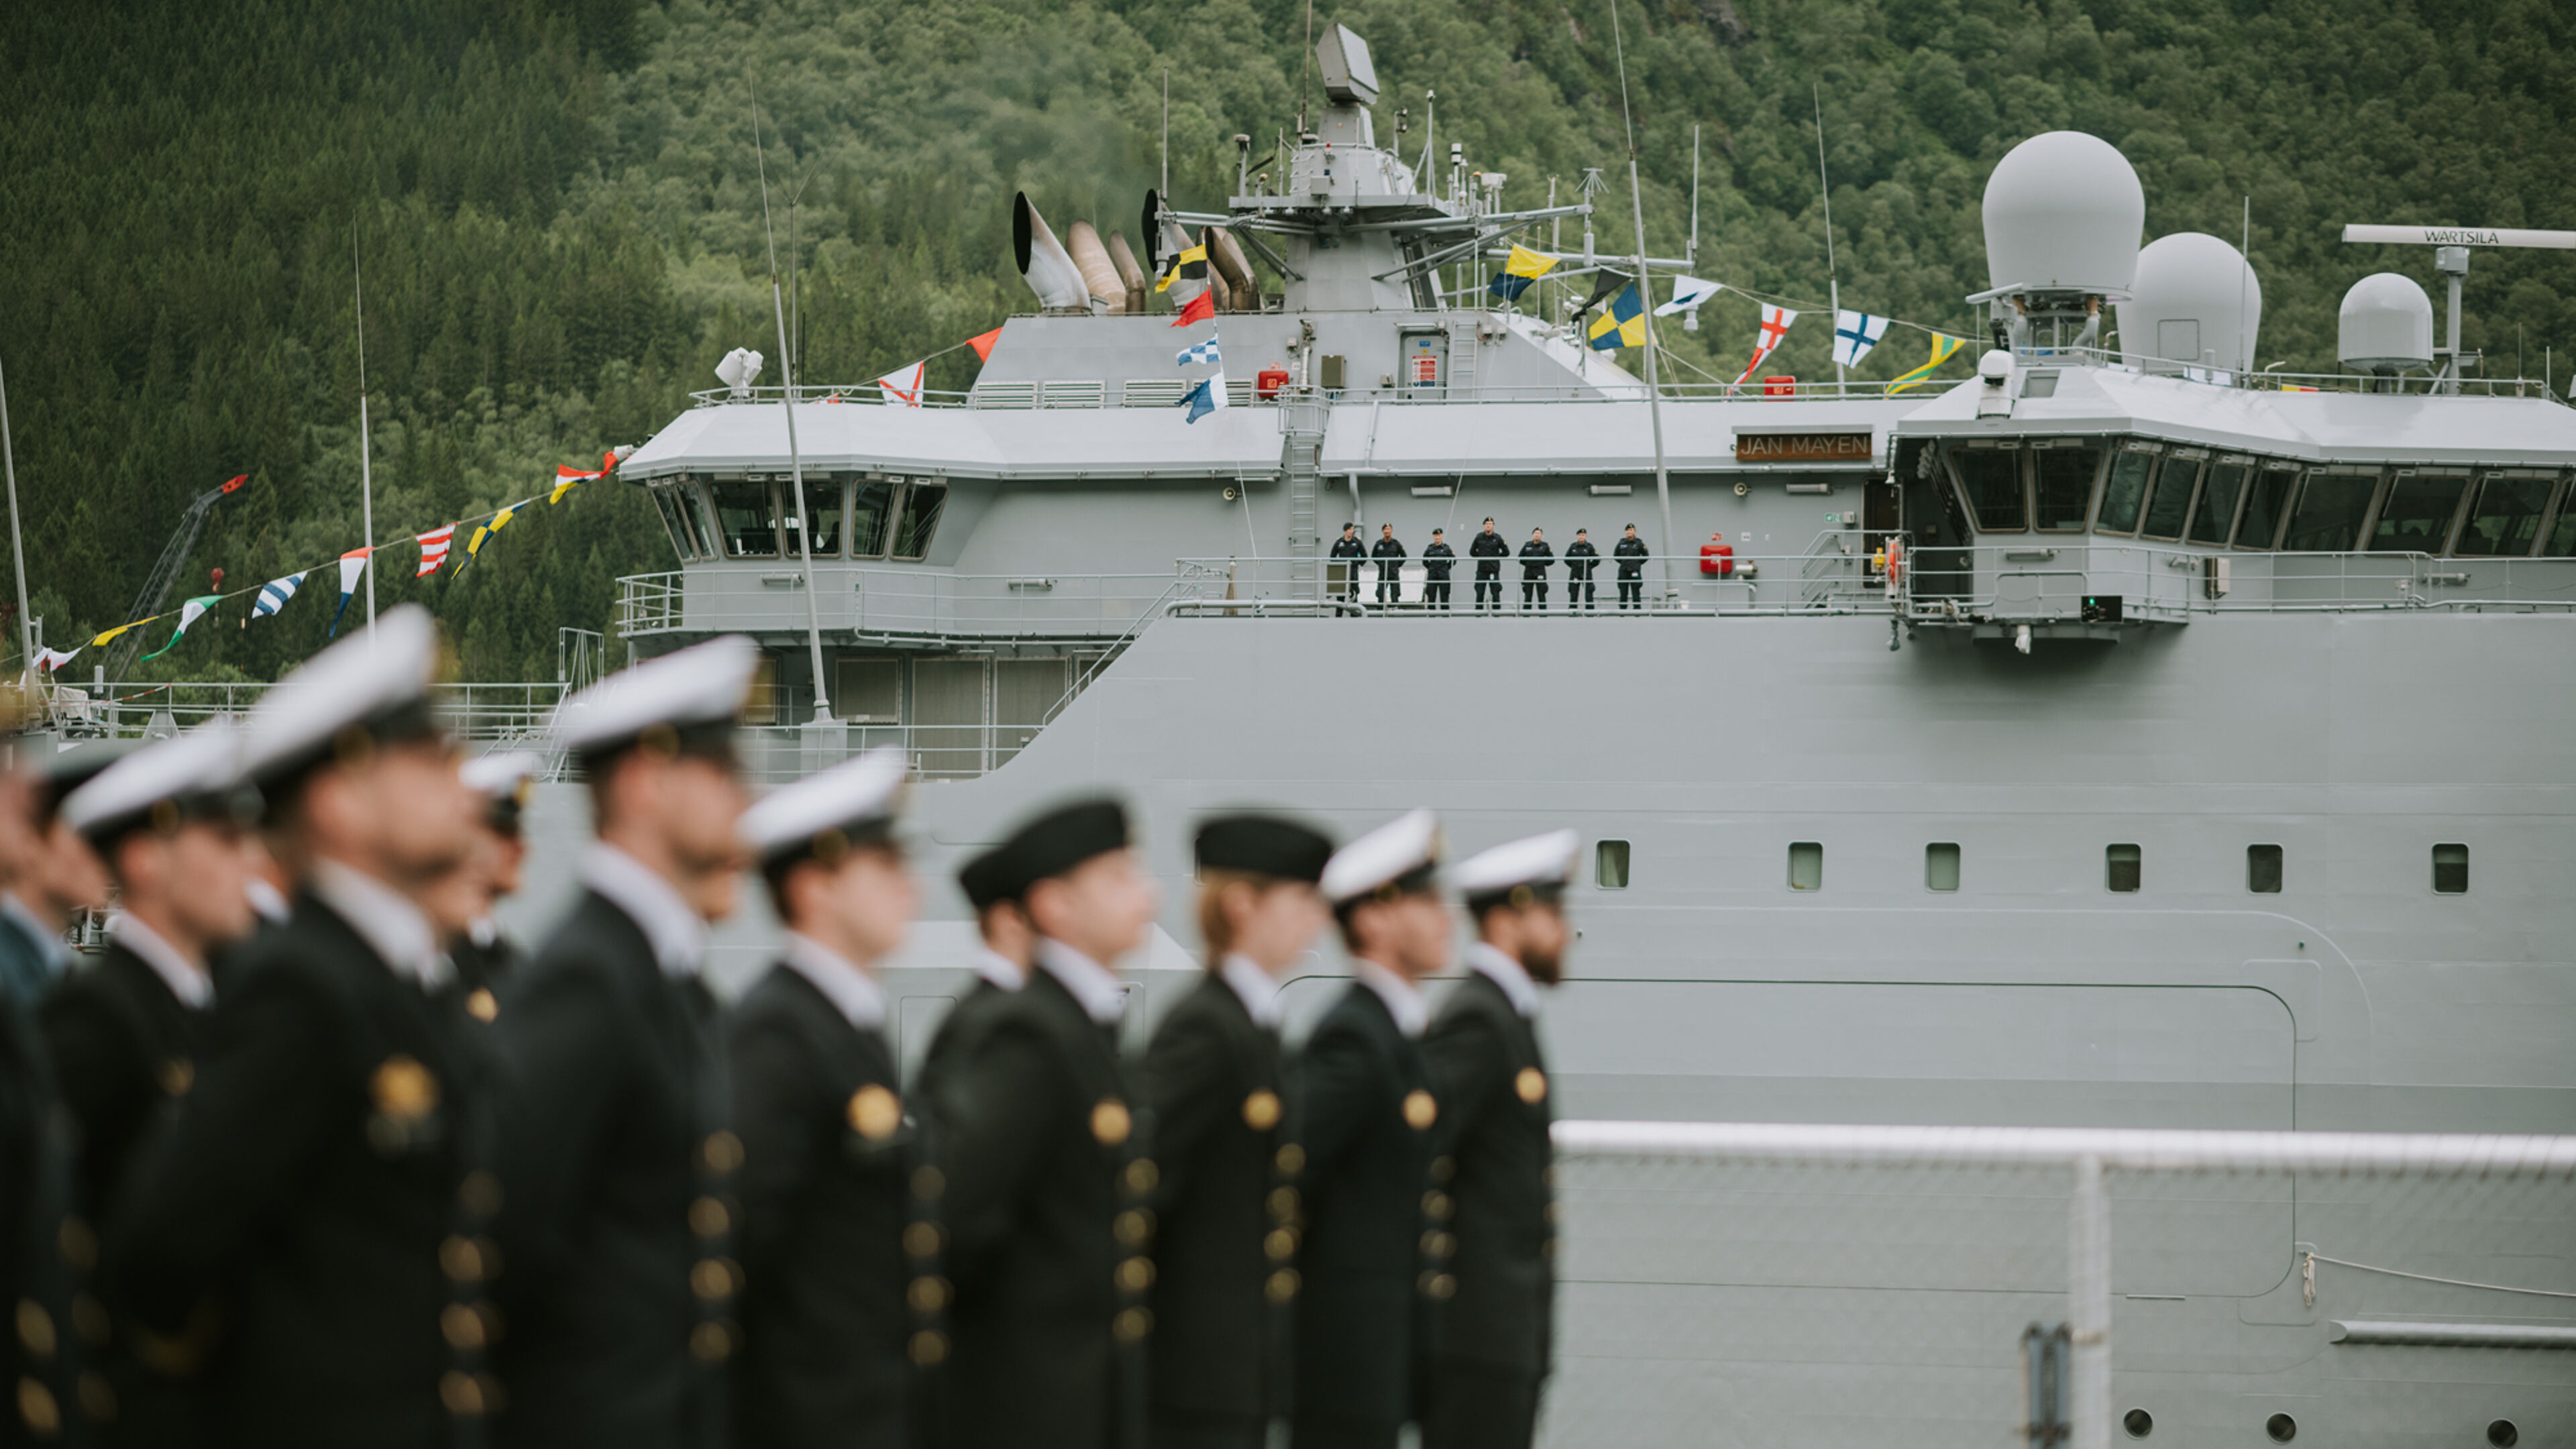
1108 231 1150 315
1012 192 1089 312
1067 221 1125 313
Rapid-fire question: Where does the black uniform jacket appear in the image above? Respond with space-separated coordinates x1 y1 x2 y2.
1468 532 1509 574
926 965 1132 1449
1370 537 1406 581
492 890 728 1449
1139 973 1289 1423
113 892 492 1449
3 987 83 1449
447 929 523 1017
1563 540 1600 580
1421 543 1456 580
1421 969 1554 1378
1328 537 1366 561
44 943 204 1226
1291 982 1438 1428
727 961 911 1449
1613 536 1650 578
1516 540 1554 579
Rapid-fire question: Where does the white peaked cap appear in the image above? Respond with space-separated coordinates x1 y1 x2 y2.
460 751 541 798
550 635 759 757
1451 828 1581 902
739 745 910 862
62 720 244 841
239 604 442 786
1320 808 1441 905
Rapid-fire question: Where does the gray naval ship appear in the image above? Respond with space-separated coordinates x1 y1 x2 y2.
558 25 2576 1448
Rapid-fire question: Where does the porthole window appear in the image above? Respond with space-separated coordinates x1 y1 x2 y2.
2106 844 2142 893
1595 840 1631 890
2487 1420 2518 1448
2247 844 2283 894
1925 843 1961 892
2432 843 2469 894
2123 1409 2153 1440
2266 1413 2298 1444
1787 842 1823 892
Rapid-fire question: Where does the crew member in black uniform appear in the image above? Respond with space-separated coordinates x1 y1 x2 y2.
1329 525 1367 604
1613 525 1650 610
446 750 538 1024
1421 530 1456 611
1516 530 1554 612
113 605 498 1447
1294 810 1451 1449
492 635 760 1449
1562 530 1600 612
46 727 256 1446
1370 525 1407 608
926 798 1160 1449
1420 831 1576 1449
727 747 920 1449
1468 519 1508 612
1143 814 1336 1449
0 742 122 1007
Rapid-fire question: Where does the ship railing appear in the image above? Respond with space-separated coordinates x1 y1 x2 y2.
1553 1120 2576 1449
684 378 1935 411
1169 548 1898 616
39 679 570 748
722 719 1063 784
1901 543 2576 623
2006 344 2565 400
616 570 684 634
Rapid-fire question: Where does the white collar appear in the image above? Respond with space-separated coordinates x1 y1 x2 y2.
1 894 68 974
582 844 709 979
244 877 291 926
1464 941 1544 1018
468 916 501 949
1034 937 1126 1025
973 947 1027 991
1352 957 1429 1038
308 859 451 990
1220 953 1284 1028
108 914 213 1010
780 932 888 1029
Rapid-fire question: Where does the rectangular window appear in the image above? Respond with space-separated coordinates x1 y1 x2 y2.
2106 843 2141 893
2189 460 2249 545
651 488 702 559
2432 843 2469 894
2549 492 2576 558
2247 844 2282 894
2139 455 2202 539
2282 470 2377 551
833 656 902 723
2235 465 2298 550
1925 843 1961 892
850 480 897 557
891 482 947 561
1953 447 2026 531
2096 447 2155 533
2371 471 2471 553
2033 443 2102 531
2454 474 2554 557
709 480 781 558
1786 841 1823 891
782 480 845 559
1595 840 1631 890
686 484 725 561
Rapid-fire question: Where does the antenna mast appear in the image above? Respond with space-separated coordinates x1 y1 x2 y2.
1609 0 1678 604
751 81 833 723
1813 86 1843 387
354 220 377 645
0 354 31 681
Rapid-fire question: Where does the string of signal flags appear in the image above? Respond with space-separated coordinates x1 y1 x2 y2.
1490 245 1972 395
30 453 625 676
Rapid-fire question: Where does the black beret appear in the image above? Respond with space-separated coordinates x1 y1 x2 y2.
957 841 1026 910
1194 813 1333 884
1002 798 1130 889
33 741 136 827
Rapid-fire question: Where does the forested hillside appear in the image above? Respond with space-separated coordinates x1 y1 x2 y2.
1 0 2569 682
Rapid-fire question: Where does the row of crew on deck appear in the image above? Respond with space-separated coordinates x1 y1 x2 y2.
0 605 1576 1449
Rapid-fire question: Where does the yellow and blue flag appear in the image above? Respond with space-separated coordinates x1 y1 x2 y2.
1488 245 1559 302
1155 243 1209 294
1888 333 1968 392
1586 282 1647 351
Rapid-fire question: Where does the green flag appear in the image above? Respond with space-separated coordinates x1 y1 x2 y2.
140 595 223 661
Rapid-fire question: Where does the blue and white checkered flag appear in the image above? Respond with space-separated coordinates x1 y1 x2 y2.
1175 335 1222 368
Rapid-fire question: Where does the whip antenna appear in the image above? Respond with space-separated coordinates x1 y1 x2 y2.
750 80 833 722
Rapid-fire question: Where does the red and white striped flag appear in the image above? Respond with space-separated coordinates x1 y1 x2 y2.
417 523 457 576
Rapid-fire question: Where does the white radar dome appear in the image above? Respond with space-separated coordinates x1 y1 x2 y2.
1982 132 2145 296
2116 232 2261 374
2338 273 2434 372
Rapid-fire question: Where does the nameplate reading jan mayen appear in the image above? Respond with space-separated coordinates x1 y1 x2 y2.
1735 432 1872 463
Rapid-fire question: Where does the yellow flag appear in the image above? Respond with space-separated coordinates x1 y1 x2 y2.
89 618 155 649
466 505 519 564
1155 244 1209 294
1888 333 1968 392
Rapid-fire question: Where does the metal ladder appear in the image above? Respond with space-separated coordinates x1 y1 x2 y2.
1279 393 1330 598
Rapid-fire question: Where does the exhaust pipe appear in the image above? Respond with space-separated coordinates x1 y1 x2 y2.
1067 221 1125 313
1207 226 1259 312
1107 230 1149 315
1012 192 1089 312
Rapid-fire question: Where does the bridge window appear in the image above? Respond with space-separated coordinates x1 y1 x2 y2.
1952 445 2025 531
2033 442 2102 531
2138 452 2203 540
1925 843 1961 892
2548 487 2576 557
851 480 897 557
2282 470 2378 551
2096 444 2157 534
2370 469 2471 553
2106 844 2141 893
891 482 947 561
2432 843 2469 894
2247 844 2282 894
1787 841 1823 892
782 480 845 559
1595 840 1631 890
2453 472 2553 557
652 486 708 560
2235 464 2298 551
710 480 781 558
2189 459 2250 545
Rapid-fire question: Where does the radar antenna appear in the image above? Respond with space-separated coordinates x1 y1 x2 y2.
2340 225 2576 394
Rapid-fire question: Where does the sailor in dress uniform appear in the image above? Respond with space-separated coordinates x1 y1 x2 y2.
1419 832 1576 1449
44 725 256 1445
491 635 760 1449
111 605 498 1448
924 799 1159 1449
1142 814 1336 1449
445 751 539 1024
0 742 123 1006
727 747 921 1449
1292 810 1450 1449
